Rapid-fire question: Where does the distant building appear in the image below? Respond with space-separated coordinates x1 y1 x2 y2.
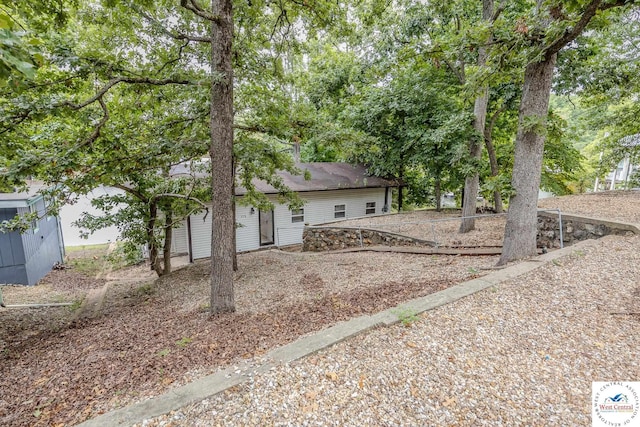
596 133 639 191
0 186 65 285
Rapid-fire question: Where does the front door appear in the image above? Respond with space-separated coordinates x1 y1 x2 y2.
259 210 274 246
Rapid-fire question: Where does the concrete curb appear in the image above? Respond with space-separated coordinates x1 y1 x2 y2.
77 240 594 427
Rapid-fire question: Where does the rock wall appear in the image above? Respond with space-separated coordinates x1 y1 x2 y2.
536 211 638 249
302 213 639 252
302 227 435 252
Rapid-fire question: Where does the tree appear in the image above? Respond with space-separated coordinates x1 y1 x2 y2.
459 0 496 232
498 0 637 265
345 60 473 211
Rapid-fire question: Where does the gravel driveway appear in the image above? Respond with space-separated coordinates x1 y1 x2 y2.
138 191 640 426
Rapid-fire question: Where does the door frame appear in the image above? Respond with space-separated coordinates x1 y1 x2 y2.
259 209 275 246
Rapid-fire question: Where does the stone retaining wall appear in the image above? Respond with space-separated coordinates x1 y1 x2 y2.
302 227 435 252
302 213 639 252
537 211 638 249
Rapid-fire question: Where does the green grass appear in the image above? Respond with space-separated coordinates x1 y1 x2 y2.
393 308 420 327
67 254 108 276
65 243 110 253
175 337 193 348
64 243 132 276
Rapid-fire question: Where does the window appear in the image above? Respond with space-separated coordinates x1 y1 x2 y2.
291 208 304 223
28 204 39 233
366 202 376 215
334 204 346 219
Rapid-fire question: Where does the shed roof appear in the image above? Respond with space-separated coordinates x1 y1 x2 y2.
0 182 46 208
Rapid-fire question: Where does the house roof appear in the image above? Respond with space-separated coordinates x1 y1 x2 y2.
0 182 46 208
237 162 397 195
170 161 398 195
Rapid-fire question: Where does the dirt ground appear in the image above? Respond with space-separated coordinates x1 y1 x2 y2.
0 190 638 427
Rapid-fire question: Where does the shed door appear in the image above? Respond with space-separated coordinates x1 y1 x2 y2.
259 210 274 246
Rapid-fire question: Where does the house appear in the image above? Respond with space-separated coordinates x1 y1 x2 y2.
59 186 124 246
174 163 397 261
0 185 65 285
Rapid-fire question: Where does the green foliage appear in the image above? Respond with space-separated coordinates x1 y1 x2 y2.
540 111 584 195
0 0 321 275
175 337 193 348
393 307 419 327
157 348 170 357
0 0 71 86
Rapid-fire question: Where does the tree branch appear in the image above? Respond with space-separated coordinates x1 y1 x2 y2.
77 97 109 148
492 0 506 22
133 5 212 42
112 183 148 202
59 77 195 110
544 0 632 58
153 193 210 222
180 0 221 23
156 40 189 74
232 123 269 133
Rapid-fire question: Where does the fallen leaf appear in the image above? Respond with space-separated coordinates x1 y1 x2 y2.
33 376 49 387
302 403 319 413
358 374 366 389
410 386 420 398
325 372 338 381
443 397 456 407
406 341 418 348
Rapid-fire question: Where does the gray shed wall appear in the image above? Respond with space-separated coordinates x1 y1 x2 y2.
0 199 63 285
0 208 26 266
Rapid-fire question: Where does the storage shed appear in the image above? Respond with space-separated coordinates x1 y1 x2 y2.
0 187 65 285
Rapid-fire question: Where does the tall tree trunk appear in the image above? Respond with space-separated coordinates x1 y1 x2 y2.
148 201 163 276
498 55 556 265
209 0 235 313
397 159 404 212
231 156 238 271
232 184 238 272
459 0 493 233
162 207 173 275
435 176 442 212
484 105 506 213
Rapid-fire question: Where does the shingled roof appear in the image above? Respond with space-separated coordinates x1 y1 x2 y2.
237 162 397 195
170 161 397 196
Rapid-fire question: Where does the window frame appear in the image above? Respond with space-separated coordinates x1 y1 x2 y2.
291 208 305 223
28 203 39 233
365 202 376 215
334 204 346 219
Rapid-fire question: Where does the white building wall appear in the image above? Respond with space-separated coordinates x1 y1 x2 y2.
274 188 387 247
235 204 259 252
189 210 212 260
187 187 389 260
170 224 189 254
60 186 124 246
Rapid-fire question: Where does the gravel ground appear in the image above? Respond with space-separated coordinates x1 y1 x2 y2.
137 191 640 427
340 210 507 247
538 190 640 223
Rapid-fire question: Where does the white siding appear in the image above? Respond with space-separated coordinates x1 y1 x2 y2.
272 189 385 247
60 186 124 246
235 204 259 252
170 224 189 254
188 187 389 259
190 210 211 260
